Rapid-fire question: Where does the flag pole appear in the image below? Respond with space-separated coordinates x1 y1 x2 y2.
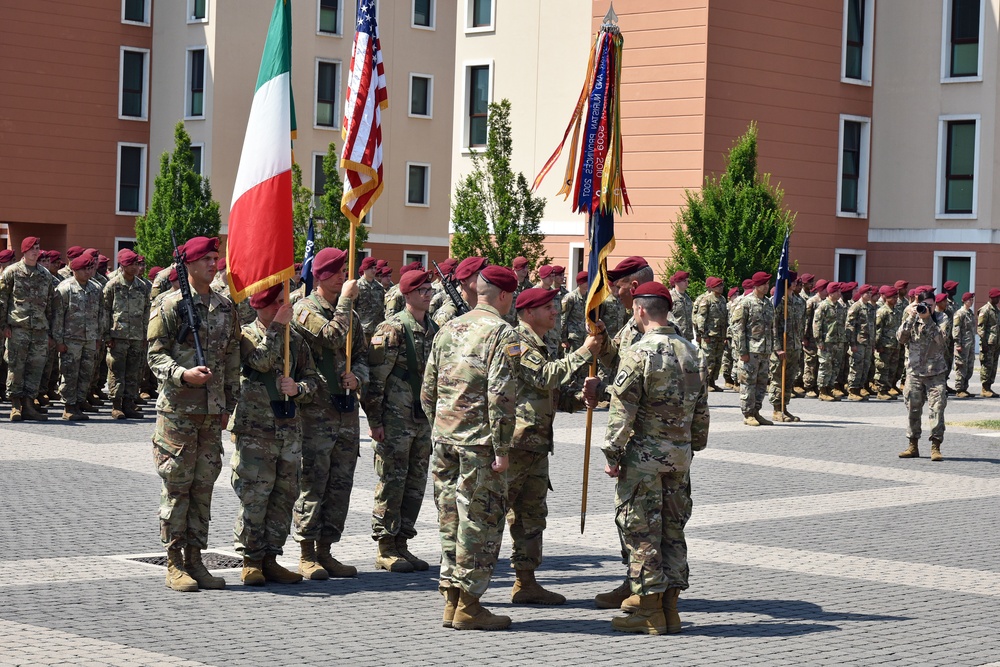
345 222 356 375
780 278 788 413
283 278 291 381
581 353 597 534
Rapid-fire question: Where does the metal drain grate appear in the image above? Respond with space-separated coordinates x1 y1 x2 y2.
127 551 243 569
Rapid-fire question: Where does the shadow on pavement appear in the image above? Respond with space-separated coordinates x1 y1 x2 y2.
680 597 911 623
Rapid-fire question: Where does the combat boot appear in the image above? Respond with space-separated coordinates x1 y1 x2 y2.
165 549 198 592
832 386 846 398
374 536 413 573
511 569 566 605
9 397 23 422
262 555 303 584
111 398 126 420
754 411 773 426
441 587 461 628
241 558 265 586
663 588 682 634
805 388 819 399
594 578 631 609
876 390 894 400
123 400 143 419
888 386 901 397
79 398 99 413
723 381 735 390
184 546 226 589
298 540 329 580
708 383 723 393
21 398 48 421
982 386 996 398
743 415 761 426
35 393 49 407
772 410 788 423
452 590 512 631
956 390 971 399
819 389 838 402
96 388 108 401
860 387 871 398
898 439 920 459
61 404 88 421
88 392 105 407
317 540 357 577
611 592 667 635
847 389 864 402
395 536 429 571
782 410 801 423
930 441 944 462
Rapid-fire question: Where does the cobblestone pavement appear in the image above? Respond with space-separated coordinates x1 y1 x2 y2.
1 387 1000 666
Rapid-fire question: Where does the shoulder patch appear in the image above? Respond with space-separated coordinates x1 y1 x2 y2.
614 369 631 387
370 335 384 346
505 343 522 357
297 309 310 325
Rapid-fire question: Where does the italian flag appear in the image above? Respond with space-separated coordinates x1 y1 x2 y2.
226 0 296 302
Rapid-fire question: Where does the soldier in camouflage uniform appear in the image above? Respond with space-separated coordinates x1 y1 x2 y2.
0 248 14 401
355 256 385 339
230 284 318 587
363 270 437 574
813 282 847 402
694 277 728 391
941 280 960 385
36 250 63 405
952 292 977 398
560 271 588 350
52 253 102 421
533 264 563 359
835 282 857 393
508 288 600 606
428 257 457 319
58 247 83 281
769 272 805 421
802 279 828 397
791 274 814 392
667 271 694 341
732 272 775 425
978 289 1000 397
0 237 54 422
602 281 708 635
433 256 485 327
290 247 368 580
845 285 876 401
212 259 255 326
505 256 534 326
147 236 241 592
384 262 420 319
104 249 150 419
897 288 949 461
149 263 174 301
873 286 903 400
422 265 520 631
720 286 740 387
891 280 910 391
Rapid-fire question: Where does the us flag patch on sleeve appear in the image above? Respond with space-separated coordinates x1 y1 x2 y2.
371 335 384 346
505 343 522 357
297 310 310 324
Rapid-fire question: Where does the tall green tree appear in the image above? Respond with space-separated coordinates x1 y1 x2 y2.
316 141 369 254
291 162 313 262
450 99 549 268
134 122 221 268
665 122 795 299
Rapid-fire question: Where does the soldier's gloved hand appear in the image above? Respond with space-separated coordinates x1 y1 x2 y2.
370 426 385 442
273 303 293 326
182 366 213 386
279 375 299 397
492 455 509 473
341 279 359 300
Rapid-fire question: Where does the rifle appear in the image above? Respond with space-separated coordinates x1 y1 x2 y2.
433 260 470 316
171 230 206 367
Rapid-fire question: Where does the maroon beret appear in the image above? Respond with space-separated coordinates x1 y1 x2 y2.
512 256 529 270
813 279 829 292
858 284 872 295
538 265 554 279
181 236 220 263
705 276 723 289
69 254 93 271
907 289 916 298
787 270 798 282
360 257 378 272
376 259 388 269
405 260 424 272
989 288 1000 299
800 273 815 283
879 285 897 297
844 281 858 292
399 265 415 276
438 258 458 275
216 257 226 271
743 288 753 296
943 280 959 293
20 237 40 254
313 247 347 280
576 270 588 285
137 255 145 263
741 278 755 290
378 266 392 277
935 293 948 304
962 292 974 302
669 270 689 285
294 262 303 272
827 281 841 293
168 268 179 282
551 265 565 275
98 255 109 266
86 248 99 258
66 246 84 260
148 266 163 280
399 270 432 294
751 271 771 286
727 287 739 298
48 250 62 261
632 281 674 310
0 249 15 263
606 256 649 282
894 280 908 289
249 283 283 309
516 287 559 310
117 249 139 267
480 265 517 293
454 256 487 281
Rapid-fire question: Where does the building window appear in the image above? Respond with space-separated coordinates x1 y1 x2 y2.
404 250 428 267
122 0 149 24
315 60 340 128
406 163 430 206
409 74 432 118
842 0 873 83
313 153 328 209
834 249 866 284
467 65 490 148
944 119 976 214
413 0 434 28
940 254 973 298
468 0 493 30
947 0 981 78
187 49 206 118
120 48 148 120
114 238 137 267
117 144 146 214
189 0 207 22
837 115 870 217
318 0 340 35
190 144 203 175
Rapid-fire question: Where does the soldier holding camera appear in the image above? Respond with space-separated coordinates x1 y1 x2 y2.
897 286 949 461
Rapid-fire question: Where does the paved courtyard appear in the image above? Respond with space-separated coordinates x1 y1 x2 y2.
1 389 999 666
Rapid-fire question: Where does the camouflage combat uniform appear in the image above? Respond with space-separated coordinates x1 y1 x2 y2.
813 298 847 393
952 302 977 393
503 276 535 326
103 272 150 406
147 289 241 551
383 284 405 319
601 294 627 339
230 319 318 560
721 297 739 385
802 292 822 392
560 289 588 348
0 260 54 399
667 288 694 341
892 299 909 387
731 292 774 417
768 289 804 409
356 275 386 339
790 289 808 389
978 301 999 391
291 292 368 546
542 287 563 359
508 322 590 571
421 305 518 596
40 267 62 398
52 275 103 407
846 298 875 392
874 302 902 393
603 325 708 596
898 311 949 442
694 290 728 387
362 309 437 543
432 293 471 328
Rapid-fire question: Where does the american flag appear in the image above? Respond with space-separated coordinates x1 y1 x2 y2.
340 0 388 225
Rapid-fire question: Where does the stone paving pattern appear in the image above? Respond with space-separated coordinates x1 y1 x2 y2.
1 389 999 666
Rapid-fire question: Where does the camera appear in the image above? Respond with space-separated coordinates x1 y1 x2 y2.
915 303 929 315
